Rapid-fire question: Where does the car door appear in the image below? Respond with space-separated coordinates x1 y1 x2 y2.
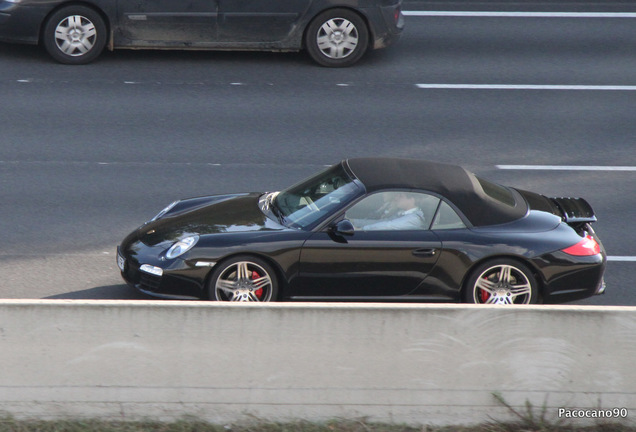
117 0 218 45
216 0 310 43
294 191 443 300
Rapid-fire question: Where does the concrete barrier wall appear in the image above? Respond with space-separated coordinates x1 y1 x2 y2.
0 300 635 426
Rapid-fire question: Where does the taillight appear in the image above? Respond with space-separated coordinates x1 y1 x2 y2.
562 235 600 256
394 7 401 23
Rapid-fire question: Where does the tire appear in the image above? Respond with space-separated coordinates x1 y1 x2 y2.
463 259 539 305
43 6 107 65
208 256 279 302
305 8 369 67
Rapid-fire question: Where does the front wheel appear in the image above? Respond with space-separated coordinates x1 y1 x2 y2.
305 9 369 67
208 256 278 302
464 259 539 305
43 6 107 65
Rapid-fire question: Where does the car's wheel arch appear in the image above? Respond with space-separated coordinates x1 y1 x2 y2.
39 2 111 47
202 252 289 301
459 254 545 302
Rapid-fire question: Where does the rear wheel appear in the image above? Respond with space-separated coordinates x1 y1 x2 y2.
464 259 539 304
43 6 107 65
208 256 278 302
305 9 369 67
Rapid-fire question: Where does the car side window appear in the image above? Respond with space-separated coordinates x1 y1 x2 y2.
431 201 466 230
345 191 440 231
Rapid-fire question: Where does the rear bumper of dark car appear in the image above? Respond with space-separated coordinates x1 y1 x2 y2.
362 3 404 50
536 251 607 304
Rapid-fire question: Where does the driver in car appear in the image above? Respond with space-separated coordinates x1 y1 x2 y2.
356 192 426 231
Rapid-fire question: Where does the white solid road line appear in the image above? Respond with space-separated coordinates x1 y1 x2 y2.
497 165 636 171
403 11 636 18
608 257 636 262
416 84 636 91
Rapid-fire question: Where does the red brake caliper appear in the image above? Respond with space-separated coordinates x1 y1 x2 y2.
480 276 490 303
251 270 263 299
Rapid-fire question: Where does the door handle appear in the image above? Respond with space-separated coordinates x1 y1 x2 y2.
412 248 437 257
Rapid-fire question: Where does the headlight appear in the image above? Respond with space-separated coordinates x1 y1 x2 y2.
165 235 199 259
150 200 179 222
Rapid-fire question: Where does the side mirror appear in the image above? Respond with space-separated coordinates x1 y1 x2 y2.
332 219 355 236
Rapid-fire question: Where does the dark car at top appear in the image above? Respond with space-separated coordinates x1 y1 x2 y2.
117 158 606 305
0 0 404 66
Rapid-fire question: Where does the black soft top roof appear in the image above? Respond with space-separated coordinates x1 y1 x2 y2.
345 157 528 227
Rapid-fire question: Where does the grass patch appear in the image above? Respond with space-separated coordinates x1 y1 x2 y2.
0 395 632 432
0 418 634 432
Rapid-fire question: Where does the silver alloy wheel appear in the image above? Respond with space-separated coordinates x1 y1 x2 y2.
316 17 359 59
54 15 97 56
473 264 532 304
214 261 273 302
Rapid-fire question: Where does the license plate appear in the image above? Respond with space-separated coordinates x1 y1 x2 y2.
117 253 126 272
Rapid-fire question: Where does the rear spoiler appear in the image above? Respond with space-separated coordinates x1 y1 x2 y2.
549 197 597 224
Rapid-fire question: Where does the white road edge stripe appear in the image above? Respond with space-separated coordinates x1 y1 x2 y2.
416 84 636 91
497 165 636 171
608 257 636 262
403 11 636 18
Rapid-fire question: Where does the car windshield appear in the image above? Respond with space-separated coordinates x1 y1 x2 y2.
274 164 363 229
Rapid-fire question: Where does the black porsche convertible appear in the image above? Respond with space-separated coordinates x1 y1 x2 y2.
117 158 606 304
0 0 403 66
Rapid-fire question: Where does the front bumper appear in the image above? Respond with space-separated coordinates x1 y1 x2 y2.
117 245 209 300
0 2 50 44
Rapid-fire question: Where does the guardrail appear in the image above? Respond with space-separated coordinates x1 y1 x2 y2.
0 300 634 425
